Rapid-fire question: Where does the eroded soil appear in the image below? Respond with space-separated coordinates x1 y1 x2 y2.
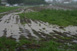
0 8 77 48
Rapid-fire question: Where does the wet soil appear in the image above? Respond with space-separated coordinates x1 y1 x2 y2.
0 8 77 49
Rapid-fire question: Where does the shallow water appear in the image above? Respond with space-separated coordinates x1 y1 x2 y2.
27 20 77 35
0 10 77 43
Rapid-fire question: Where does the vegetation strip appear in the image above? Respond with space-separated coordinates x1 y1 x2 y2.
19 9 77 26
0 6 19 13
0 36 76 51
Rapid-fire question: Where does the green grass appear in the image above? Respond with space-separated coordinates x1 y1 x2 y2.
19 9 77 26
0 6 19 13
0 37 17 51
0 36 76 51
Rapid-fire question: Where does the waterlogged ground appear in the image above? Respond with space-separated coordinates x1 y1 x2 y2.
0 8 77 51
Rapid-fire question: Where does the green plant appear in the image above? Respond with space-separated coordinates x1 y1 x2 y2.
19 9 77 26
0 6 19 13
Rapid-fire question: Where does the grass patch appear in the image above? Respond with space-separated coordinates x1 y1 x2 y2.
0 37 17 51
0 37 76 51
0 6 19 13
19 9 77 26
19 13 26 24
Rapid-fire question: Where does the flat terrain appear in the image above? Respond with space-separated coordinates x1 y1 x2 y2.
0 6 77 51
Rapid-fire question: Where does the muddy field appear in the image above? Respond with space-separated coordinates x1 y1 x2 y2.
0 6 77 51
0 7 77 40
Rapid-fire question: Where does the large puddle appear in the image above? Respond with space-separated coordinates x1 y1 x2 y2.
0 9 77 43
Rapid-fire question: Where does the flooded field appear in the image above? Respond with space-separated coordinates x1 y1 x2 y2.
0 8 77 42
0 6 77 51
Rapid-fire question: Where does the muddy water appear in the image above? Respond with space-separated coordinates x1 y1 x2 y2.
0 9 77 43
27 20 77 36
24 20 77 43
0 10 24 40
0 14 20 40
0 10 39 41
